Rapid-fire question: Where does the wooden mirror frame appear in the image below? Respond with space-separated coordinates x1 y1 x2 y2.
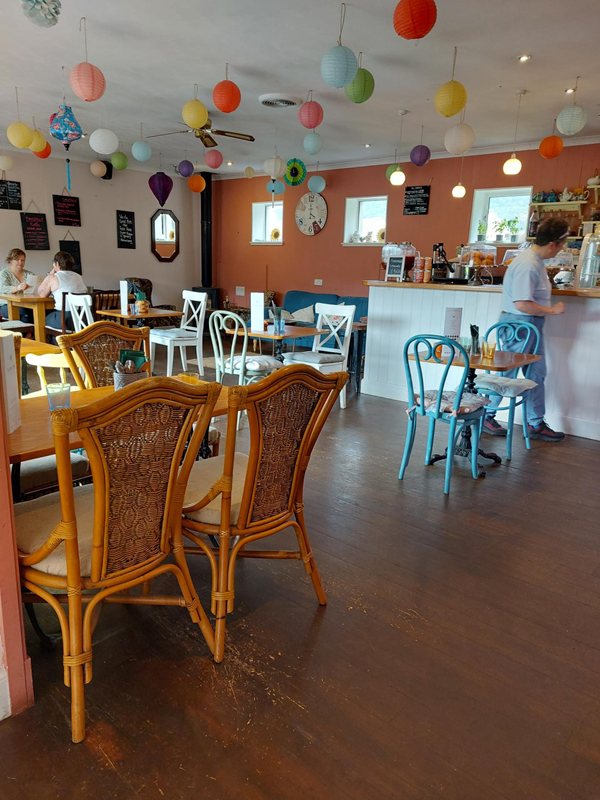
150 209 180 263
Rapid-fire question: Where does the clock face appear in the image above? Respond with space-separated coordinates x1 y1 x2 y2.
295 192 328 236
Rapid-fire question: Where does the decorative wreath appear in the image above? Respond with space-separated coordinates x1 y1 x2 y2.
270 228 281 241
284 158 307 187
377 228 386 242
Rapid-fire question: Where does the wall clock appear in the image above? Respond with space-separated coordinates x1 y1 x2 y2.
295 192 328 236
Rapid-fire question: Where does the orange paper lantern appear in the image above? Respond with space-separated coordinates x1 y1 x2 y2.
188 175 206 193
70 62 106 102
539 135 563 160
213 79 241 113
393 0 437 40
34 142 52 159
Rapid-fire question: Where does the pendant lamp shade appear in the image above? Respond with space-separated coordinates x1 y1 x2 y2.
28 129 47 153
264 156 286 179
244 166 255 179
34 142 51 159
132 140 152 161
539 135 563 159
298 100 324 129
70 62 106 102
178 159 194 178
267 179 285 195
111 151 128 171
205 149 223 169
452 182 466 198
213 79 241 113
182 99 208 130
410 144 431 166
344 68 375 103
308 174 326 193
0 156 14 171
389 168 406 186
149 171 173 206
321 45 358 88
90 160 107 178
7 122 33 149
89 128 118 155
435 80 467 117
503 154 522 175
556 103 587 136
444 122 474 155
393 0 437 39
304 132 323 155
385 164 400 181
188 175 206 193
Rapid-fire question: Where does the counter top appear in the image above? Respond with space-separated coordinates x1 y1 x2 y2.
362 281 600 299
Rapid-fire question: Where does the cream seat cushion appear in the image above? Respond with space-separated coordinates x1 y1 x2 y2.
474 375 537 398
184 453 248 526
225 355 283 372
19 452 89 493
283 351 343 366
14 484 95 577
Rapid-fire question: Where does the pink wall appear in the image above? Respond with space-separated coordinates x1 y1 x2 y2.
213 143 600 303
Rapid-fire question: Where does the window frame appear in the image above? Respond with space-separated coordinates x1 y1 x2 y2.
251 201 283 245
343 195 388 246
469 186 533 244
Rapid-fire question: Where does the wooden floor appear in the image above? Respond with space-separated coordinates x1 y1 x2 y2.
3 357 600 799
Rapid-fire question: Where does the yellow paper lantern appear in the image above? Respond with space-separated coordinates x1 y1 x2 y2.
28 129 46 153
434 80 467 118
182 99 208 129
7 121 34 149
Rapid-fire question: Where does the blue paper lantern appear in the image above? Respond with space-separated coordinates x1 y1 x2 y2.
132 141 152 162
178 159 194 177
49 105 82 150
267 179 285 195
304 132 323 155
308 175 326 193
410 144 431 167
321 45 358 88
21 0 61 28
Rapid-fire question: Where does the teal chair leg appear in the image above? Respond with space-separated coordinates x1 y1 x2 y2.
399 413 417 480
471 418 481 479
425 417 436 465
506 398 516 460
522 395 531 450
444 417 457 494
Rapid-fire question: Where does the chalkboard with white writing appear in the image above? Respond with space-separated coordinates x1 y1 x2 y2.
20 212 50 250
116 210 136 249
403 185 430 216
0 180 22 210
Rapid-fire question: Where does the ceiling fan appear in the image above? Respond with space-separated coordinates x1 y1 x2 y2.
146 118 254 148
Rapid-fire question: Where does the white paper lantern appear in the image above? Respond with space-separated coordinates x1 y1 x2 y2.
90 160 107 178
321 45 358 88
89 128 119 155
244 166 255 179
0 156 14 171
303 132 323 155
444 123 474 156
264 156 285 179
556 104 587 136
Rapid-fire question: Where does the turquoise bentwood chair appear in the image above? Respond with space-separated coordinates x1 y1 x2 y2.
476 320 540 460
399 335 487 495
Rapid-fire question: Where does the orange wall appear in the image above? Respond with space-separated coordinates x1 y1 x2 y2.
213 143 600 304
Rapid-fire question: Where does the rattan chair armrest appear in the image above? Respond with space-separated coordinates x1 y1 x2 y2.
183 474 231 514
18 521 73 567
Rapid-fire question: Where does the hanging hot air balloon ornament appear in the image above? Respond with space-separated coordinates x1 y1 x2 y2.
70 18 106 102
49 71 83 189
149 153 174 207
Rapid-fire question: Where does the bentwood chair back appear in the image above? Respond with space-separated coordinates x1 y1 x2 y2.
14 377 221 741
181 364 348 662
149 290 208 377
67 293 94 332
57 320 150 389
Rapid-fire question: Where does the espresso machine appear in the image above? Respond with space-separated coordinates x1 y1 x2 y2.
432 243 454 281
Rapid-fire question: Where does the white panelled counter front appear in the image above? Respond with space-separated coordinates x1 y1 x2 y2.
361 281 600 441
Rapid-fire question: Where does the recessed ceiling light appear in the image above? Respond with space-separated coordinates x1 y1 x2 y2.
518 54 531 62
364 143 371 148
565 87 575 94
226 161 233 166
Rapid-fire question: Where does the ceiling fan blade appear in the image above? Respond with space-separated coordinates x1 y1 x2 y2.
146 129 191 139
210 130 256 143
196 130 218 148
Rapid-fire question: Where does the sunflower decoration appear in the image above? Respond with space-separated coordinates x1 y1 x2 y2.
376 228 386 243
270 228 281 241
284 158 307 187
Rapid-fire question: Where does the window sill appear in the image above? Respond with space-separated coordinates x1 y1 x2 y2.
341 242 383 247
250 241 284 246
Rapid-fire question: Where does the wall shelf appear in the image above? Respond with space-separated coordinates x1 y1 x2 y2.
530 201 586 209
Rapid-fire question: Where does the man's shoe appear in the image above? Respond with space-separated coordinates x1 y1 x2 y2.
527 422 565 442
482 418 507 436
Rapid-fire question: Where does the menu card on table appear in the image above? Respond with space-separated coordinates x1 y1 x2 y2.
120 281 129 316
250 293 264 332
0 331 21 433
442 307 463 358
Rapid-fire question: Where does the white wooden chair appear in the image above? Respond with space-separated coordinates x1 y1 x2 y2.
282 302 355 408
66 293 94 332
149 290 208 377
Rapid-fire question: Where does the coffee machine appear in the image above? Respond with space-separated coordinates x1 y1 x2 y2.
432 243 454 281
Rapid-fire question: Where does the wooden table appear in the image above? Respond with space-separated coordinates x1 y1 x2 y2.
233 325 324 361
97 308 183 327
0 293 54 342
20 339 61 357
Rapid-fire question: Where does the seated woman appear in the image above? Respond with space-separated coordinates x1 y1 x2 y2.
38 251 88 331
0 248 36 322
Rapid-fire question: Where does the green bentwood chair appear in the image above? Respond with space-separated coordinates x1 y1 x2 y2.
398 335 489 495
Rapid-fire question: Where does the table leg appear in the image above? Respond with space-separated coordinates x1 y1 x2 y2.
274 339 284 362
21 356 29 396
6 299 19 322
31 302 47 342
355 329 365 394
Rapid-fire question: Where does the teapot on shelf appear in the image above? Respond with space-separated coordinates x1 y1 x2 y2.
559 188 573 202
547 189 559 202
588 169 600 187
572 187 590 201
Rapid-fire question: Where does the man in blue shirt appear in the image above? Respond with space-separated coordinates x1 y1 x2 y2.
483 218 567 442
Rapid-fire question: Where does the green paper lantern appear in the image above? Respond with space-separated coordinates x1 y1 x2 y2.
111 151 128 171
385 164 400 180
345 68 375 104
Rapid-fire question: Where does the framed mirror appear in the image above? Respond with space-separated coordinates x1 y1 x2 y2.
151 209 180 262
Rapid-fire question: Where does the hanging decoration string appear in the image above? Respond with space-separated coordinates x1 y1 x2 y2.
61 66 67 102
393 148 398 165
458 156 464 183
459 106 466 124
358 52 363 69
337 3 347 45
15 87 21 121
420 125 424 146
451 46 458 80
79 17 88 61
306 90 313 103
572 75 580 104
316 160 320 174
398 114 405 152
512 94 523 150
159 151 163 170
551 118 556 136
225 63 229 81
193 84 199 100
140 122 144 141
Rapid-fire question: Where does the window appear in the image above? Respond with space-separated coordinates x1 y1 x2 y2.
469 187 533 244
251 201 283 244
344 196 387 244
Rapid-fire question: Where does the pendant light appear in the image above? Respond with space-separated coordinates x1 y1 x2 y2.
389 111 407 186
503 91 526 176
452 157 466 197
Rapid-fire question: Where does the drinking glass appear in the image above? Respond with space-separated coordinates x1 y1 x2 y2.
46 383 71 410
177 372 200 384
482 341 496 360
458 336 472 354
129 303 136 315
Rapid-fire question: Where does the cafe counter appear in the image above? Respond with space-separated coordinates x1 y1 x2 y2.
361 281 600 440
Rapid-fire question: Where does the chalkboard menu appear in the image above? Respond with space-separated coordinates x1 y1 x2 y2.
53 194 81 227
0 180 22 210
20 212 50 250
59 239 82 275
116 210 136 249
386 256 406 281
403 185 430 216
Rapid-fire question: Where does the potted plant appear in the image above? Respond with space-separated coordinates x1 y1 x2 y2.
477 219 487 242
507 217 520 242
493 220 506 242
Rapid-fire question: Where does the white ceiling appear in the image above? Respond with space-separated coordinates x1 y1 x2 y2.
2 0 599 178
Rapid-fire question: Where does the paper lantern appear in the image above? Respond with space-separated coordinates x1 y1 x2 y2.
0 156 14 171
299 100 324 129
90 160 107 178
344 68 375 104
410 144 431 166
444 122 474 155
304 132 323 155
178 159 194 177
149 171 174 206
49 105 82 148
452 182 466 198
89 128 118 155
267 179 285 195
503 154 522 175
34 142 51 159
188 175 206 193
28 130 46 153
393 0 437 39
244 166 255 179
205 150 223 169
539 135 563 160
70 62 106 102
264 156 285 179
389 167 406 186
556 104 587 136
321 45 358 88
213 80 241 113
308 174 326 193
21 0 61 27
182 99 208 129
111 151 128 170
435 81 467 118
385 164 400 180
132 140 152 162
7 122 33 149
284 158 307 186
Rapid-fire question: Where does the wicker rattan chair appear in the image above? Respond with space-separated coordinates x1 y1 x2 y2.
58 320 151 389
181 364 348 662
15 376 222 742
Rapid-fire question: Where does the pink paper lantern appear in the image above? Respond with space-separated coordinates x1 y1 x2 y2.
299 100 324 129
205 149 223 169
70 62 106 102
